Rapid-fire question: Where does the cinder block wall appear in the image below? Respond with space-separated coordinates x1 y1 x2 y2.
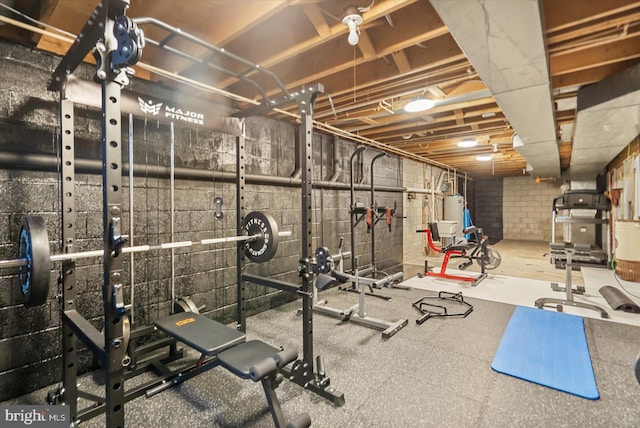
473 178 503 243
502 176 564 241
0 40 403 400
403 159 425 261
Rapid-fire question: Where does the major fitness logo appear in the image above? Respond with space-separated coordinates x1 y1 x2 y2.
138 97 205 126
138 97 163 115
1 406 68 427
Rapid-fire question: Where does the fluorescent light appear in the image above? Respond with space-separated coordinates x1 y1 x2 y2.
457 139 478 148
476 155 493 161
405 97 435 113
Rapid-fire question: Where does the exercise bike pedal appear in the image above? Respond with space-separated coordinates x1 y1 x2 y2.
458 260 473 270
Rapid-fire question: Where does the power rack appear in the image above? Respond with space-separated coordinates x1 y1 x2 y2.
45 1 344 425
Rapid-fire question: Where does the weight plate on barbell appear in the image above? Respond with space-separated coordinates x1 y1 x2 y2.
19 216 50 307
243 211 279 263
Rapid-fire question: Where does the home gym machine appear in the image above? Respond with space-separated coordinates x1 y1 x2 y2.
416 223 501 286
27 1 343 426
346 147 404 298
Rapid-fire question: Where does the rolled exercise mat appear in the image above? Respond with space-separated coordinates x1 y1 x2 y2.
599 286 640 313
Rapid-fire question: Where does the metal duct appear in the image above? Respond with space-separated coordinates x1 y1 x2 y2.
430 0 560 177
571 63 640 179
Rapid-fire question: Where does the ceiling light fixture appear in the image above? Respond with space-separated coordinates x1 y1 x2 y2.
405 96 435 113
343 6 363 46
457 138 478 148
476 155 493 162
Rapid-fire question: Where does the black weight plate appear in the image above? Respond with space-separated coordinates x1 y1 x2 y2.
19 216 50 307
243 212 279 263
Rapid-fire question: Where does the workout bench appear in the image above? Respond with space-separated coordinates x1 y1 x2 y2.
154 312 311 428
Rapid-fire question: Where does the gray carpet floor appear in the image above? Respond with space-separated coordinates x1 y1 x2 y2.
5 282 640 427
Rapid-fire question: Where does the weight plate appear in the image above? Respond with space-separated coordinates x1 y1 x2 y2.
485 248 502 270
99 316 132 367
243 211 279 263
173 296 200 314
19 216 50 307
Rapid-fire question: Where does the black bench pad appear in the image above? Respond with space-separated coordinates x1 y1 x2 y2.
218 340 280 380
154 312 245 356
443 243 473 252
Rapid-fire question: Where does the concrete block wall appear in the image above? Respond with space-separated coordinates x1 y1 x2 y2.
403 159 425 261
503 176 564 241
0 40 403 400
402 162 470 260
473 178 503 243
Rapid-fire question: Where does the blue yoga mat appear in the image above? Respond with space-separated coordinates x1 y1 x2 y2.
491 306 599 399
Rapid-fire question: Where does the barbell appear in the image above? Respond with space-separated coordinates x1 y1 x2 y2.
7 211 288 307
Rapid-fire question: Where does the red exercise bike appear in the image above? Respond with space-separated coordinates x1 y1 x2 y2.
416 223 501 286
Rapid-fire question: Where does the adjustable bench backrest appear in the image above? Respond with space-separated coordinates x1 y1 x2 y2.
154 312 311 428
154 312 246 355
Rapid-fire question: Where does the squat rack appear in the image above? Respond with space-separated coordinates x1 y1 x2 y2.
46 1 343 426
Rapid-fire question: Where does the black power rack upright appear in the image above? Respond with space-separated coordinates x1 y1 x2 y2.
47 1 344 426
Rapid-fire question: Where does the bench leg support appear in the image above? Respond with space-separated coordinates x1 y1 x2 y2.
261 375 287 428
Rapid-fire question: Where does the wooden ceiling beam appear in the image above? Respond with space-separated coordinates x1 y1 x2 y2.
360 109 504 140
200 1 290 47
302 4 331 38
551 59 639 89
544 0 640 33
341 96 497 133
391 50 412 74
357 30 377 59
454 109 464 126
313 61 473 118
224 13 453 101
372 120 500 143
216 0 420 89
239 36 465 113
546 11 640 46
550 33 640 76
